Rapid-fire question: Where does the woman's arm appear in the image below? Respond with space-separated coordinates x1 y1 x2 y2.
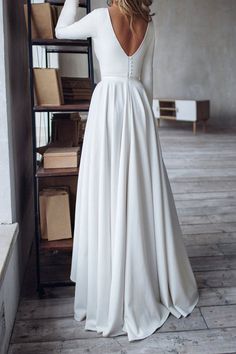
55 0 98 39
140 28 155 107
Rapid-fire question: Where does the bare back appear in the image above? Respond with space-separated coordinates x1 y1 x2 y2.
108 5 149 57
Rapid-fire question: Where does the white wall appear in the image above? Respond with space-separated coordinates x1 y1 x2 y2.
0 224 20 354
0 0 14 223
0 0 35 352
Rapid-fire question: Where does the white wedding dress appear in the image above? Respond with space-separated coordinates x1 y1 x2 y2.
55 1 199 342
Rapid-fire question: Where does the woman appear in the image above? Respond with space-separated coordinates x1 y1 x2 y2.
55 0 199 342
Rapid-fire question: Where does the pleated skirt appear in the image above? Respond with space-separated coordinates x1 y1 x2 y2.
70 76 199 341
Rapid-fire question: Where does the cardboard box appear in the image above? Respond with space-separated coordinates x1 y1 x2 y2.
39 187 72 241
51 113 82 147
43 147 80 169
24 3 55 39
33 68 64 106
36 141 73 157
46 190 72 241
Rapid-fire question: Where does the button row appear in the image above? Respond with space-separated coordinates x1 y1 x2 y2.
128 57 134 77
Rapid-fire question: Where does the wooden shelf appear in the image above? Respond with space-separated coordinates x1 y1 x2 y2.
27 0 94 291
40 238 73 250
45 47 89 54
32 39 90 53
34 102 90 112
156 98 209 102
160 107 177 111
36 165 79 178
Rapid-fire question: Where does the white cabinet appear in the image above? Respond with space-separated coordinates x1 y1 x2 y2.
152 99 210 134
176 100 196 122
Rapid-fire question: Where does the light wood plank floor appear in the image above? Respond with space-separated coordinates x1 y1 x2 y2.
8 123 236 353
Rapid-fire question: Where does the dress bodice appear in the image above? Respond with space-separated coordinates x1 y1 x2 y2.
55 2 155 105
92 8 153 80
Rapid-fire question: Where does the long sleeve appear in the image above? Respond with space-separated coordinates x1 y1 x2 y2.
140 29 155 106
55 0 98 39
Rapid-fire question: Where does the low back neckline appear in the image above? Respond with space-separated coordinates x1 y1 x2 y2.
106 7 150 59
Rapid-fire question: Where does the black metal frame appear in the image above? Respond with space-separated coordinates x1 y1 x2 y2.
26 0 94 298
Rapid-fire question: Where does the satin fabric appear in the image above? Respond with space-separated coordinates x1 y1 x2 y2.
70 76 199 341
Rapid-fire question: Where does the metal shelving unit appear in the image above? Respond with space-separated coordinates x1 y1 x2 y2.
26 0 94 297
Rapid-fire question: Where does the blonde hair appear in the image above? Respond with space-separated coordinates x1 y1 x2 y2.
107 0 155 33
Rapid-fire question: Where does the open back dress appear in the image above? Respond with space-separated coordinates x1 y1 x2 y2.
55 0 199 342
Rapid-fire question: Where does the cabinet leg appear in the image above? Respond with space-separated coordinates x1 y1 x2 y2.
193 122 197 134
203 120 207 133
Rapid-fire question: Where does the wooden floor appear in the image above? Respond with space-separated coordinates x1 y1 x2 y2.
8 123 236 353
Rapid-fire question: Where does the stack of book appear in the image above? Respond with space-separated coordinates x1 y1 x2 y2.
61 77 93 103
43 147 80 169
36 112 87 160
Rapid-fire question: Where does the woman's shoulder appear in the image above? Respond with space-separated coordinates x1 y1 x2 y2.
85 7 106 25
91 7 107 14
89 7 107 20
